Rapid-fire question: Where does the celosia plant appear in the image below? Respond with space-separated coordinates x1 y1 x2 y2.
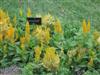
34 46 41 62
42 47 60 71
82 19 90 33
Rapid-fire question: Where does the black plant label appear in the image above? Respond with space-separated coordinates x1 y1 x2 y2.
27 17 41 25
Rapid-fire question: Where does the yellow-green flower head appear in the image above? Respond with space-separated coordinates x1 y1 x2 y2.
82 19 90 33
54 19 63 33
33 27 50 44
43 47 60 71
42 13 54 25
0 9 10 32
0 33 3 41
27 7 32 17
34 46 41 62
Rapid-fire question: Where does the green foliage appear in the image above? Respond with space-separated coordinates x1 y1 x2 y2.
83 69 100 75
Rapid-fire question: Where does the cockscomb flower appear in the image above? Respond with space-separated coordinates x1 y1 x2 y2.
20 36 26 49
42 14 54 25
25 21 30 34
43 47 60 71
54 19 63 33
43 28 50 44
34 46 41 62
82 19 90 33
0 33 3 41
34 27 50 44
33 26 43 42
25 21 30 43
6 26 14 38
0 9 4 25
82 19 87 33
27 7 32 17
0 9 10 32
6 26 15 43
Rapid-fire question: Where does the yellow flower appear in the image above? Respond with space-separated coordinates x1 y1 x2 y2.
87 19 90 32
82 19 87 33
25 21 30 34
33 26 42 42
54 19 63 33
0 33 3 41
19 8 23 17
34 46 41 62
6 26 15 43
42 14 54 25
34 27 50 44
82 19 91 33
6 26 14 38
20 36 26 49
25 21 30 43
0 9 10 32
27 7 32 17
43 28 50 43
0 9 4 25
43 47 60 71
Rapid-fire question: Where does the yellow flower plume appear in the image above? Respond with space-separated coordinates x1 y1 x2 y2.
27 7 32 17
34 46 41 62
20 36 26 49
82 19 87 33
34 27 50 44
43 47 60 71
0 33 3 41
54 19 63 33
25 21 30 43
6 26 15 43
82 19 91 33
0 9 10 32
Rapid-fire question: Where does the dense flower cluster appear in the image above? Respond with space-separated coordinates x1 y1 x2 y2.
0 8 99 75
